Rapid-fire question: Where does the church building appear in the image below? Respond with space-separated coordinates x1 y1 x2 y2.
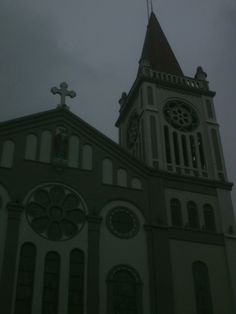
0 11 236 314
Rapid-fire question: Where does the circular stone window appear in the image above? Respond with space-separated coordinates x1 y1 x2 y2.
26 184 86 241
106 207 140 238
163 101 199 132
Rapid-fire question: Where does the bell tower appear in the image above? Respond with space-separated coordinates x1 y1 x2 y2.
116 12 227 182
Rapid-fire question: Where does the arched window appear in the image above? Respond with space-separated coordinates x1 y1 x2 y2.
0 140 15 168
25 134 38 160
203 204 216 232
102 158 113 184
117 168 127 187
81 144 93 170
68 249 85 314
192 261 213 314
14 243 36 314
170 198 183 227
107 265 142 314
68 135 79 168
42 252 60 314
187 201 199 229
39 131 52 163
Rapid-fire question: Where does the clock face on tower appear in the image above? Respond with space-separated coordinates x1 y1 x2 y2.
163 100 199 132
127 112 139 147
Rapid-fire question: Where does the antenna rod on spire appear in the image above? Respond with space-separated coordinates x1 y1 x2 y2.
150 0 153 13
146 0 150 21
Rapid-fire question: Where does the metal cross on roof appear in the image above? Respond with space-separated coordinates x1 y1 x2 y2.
51 82 76 109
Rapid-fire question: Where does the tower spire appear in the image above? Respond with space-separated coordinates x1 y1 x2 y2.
140 12 183 76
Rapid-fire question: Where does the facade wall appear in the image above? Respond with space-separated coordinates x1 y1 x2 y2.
99 200 150 314
0 185 10 276
170 239 235 314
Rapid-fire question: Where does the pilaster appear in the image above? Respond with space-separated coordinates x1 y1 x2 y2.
0 200 24 314
86 214 102 314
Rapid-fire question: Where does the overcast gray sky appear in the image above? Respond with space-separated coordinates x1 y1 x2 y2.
0 0 236 209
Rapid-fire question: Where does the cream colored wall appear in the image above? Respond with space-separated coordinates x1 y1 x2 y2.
99 200 150 314
170 239 235 314
11 183 88 314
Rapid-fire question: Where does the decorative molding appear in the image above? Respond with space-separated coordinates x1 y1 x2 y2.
6 201 24 219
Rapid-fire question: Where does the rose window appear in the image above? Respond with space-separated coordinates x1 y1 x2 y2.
163 101 199 132
26 184 86 241
106 207 140 238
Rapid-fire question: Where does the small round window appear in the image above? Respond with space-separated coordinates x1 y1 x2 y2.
163 101 199 132
106 207 140 239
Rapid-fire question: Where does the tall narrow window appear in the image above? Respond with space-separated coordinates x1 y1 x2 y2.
190 135 197 168
68 249 85 314
173 132 180 165
164 126 171 163
68 135 79 168
170 198 183 227
206 100 214 119
197 133 206 169
14 243 36 314
182 135 189 166
82 144 93 170
0 140 15 168
117 168 127 187
42 252 60 314
25 134 38 160
39 131 52 163
187 201 199 229
211 129 223 171
193 261 213 314
107 265 142 314
147 86 154 105
150 116 158 159
102 158 113 184
203 204 216 232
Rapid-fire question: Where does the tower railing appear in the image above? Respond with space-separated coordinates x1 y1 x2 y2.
140 67 209 91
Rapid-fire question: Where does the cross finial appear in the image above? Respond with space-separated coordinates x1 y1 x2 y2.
51 82 76 109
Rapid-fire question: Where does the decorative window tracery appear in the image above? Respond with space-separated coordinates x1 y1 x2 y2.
26 184 86 241
203 204 216 232
163 101 199 132
193 261 213 314
42 252 60 314
107 265 142 314
106 207 140 239
68 249 85 314
14 243 36 314
187 201 199 229
170 198 183 227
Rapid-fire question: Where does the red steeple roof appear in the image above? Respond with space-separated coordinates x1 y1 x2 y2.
141 12 183 76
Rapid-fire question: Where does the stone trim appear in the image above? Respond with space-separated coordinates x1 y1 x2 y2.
0 201 24 314
86 215 102 314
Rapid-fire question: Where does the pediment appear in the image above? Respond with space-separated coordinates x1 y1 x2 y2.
0 108 146 192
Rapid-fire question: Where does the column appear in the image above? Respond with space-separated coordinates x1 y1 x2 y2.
0 201 24 314
87 215 102 314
